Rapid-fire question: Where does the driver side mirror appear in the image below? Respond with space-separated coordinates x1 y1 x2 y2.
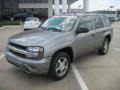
76 27 89 34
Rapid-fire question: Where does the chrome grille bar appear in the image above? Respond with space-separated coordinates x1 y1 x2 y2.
8 45 27 55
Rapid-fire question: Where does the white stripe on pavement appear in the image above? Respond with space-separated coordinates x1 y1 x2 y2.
0 54 5 60
112 26 120 28
0 26 7 30
115 48 120 52
114 31 120 33
5 25 20 28
71 64 89 90
0 25 20 30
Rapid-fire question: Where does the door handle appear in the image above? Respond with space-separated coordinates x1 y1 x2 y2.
91 34 95 36
103 31 107 33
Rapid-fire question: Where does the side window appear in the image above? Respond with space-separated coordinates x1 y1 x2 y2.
101 15 111 27
78 15 93 31
92 15 104 29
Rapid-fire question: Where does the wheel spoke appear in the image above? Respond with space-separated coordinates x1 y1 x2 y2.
55 57 69 76
62 58 67 65
58 59 62 65
103 40 109 53
56 66 61 72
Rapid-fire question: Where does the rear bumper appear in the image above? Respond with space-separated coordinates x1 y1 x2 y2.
5 51 52 74
24 25 39 30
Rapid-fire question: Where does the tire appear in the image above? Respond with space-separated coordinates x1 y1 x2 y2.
98 38 110 55
48 51 70 80
24 29 29 31
24 29 27 31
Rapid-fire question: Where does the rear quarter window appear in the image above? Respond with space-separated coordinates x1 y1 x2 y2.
92 15 104 29
78 15 93 31
101 15 111 27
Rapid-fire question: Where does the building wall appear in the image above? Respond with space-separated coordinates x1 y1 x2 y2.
0 0 18 19
19 0 53 18
70 9 83 13
0 0 2 18
89 10 119 19
19 0 48 3
0 0 50 19
2 0 18 15
0 0 77 19
19 8 48 19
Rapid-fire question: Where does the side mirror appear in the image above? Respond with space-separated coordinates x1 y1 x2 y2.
76 27 89 34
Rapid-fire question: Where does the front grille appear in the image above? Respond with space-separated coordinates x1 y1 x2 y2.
8 42 27 58
9 49 26 58
9 42 27 50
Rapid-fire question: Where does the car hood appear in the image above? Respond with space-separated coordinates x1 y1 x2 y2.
9 29 63 46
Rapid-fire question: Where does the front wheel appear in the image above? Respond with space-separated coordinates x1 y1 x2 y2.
98 38 110 55
48 51 70 80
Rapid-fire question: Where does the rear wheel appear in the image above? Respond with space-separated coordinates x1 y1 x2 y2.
98 38 110 55
49 51 70 80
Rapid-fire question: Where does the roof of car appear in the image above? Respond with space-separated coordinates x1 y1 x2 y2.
55 13 104 17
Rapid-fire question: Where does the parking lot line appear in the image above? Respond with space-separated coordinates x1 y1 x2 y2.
0 54 5 60
112 26 120 28
0 26 20 30
114 31 120 33
0 26 7 30
71 64 89 90
115 48 120 52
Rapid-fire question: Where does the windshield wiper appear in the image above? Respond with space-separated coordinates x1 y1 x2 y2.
46 28 61 32
40 27 61 32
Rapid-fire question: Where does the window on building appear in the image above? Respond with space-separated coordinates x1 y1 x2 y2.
1 0 18 16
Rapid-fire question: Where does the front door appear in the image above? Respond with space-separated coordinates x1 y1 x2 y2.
74 15 95 57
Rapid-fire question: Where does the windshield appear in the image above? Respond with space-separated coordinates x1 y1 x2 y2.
41 16 77 32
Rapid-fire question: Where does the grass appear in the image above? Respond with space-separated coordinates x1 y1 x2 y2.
0 20 20 25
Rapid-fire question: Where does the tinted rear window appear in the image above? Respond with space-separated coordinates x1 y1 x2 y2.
101 15 111 27
78 15 93 31
92 15 104 29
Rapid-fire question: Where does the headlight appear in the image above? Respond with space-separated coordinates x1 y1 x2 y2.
26 47 44 59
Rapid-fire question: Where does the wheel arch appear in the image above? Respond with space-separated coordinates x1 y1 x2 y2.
105 34 111 42
52 47 74 63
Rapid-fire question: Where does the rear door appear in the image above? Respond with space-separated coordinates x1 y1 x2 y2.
91 15 105 48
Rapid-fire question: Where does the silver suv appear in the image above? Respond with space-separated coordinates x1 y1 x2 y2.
5 14 113 80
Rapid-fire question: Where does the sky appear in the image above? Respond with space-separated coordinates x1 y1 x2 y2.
71 0 120 11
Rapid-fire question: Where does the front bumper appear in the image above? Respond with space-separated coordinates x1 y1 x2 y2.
5 51 52 74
